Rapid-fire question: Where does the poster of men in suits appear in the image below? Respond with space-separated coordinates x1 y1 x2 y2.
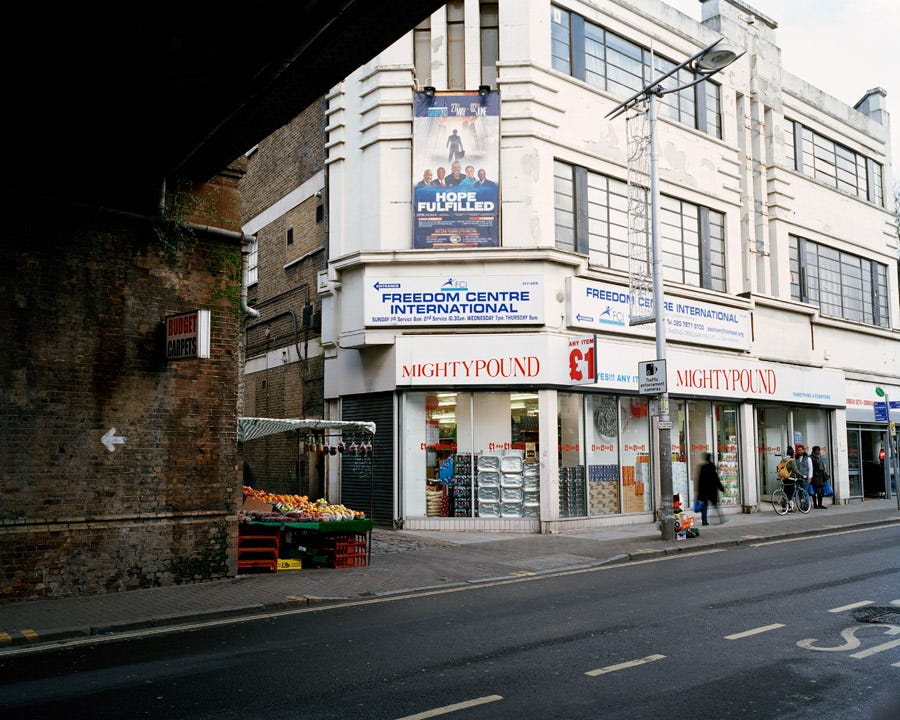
413 90 499 249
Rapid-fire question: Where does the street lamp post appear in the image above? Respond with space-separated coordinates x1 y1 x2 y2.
607 39 741 540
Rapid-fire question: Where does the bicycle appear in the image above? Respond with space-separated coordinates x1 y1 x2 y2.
772 477 811 515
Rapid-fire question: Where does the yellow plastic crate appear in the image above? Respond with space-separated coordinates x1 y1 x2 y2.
277 558 303 571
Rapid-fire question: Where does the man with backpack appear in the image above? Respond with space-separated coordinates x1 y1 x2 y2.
776 446 805 512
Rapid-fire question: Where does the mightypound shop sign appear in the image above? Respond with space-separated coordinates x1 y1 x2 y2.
395 333 572 386
165 309 211 360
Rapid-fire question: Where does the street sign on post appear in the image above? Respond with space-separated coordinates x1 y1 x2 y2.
638 360 666 395
874 402 889 422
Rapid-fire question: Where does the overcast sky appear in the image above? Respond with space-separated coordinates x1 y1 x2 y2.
664 0 899 182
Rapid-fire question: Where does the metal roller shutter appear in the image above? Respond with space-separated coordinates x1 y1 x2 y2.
341 393 395 526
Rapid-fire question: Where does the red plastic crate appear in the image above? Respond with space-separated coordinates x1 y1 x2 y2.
331 552 368 568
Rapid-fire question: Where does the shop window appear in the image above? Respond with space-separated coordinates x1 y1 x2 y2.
586 394 621 514
402 391 539 519
792 407 830 465
714 403 740 505
558 392 586 517
677 400 741 509
619 396 651 513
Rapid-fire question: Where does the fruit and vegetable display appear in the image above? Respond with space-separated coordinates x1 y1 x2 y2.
240 486 365 522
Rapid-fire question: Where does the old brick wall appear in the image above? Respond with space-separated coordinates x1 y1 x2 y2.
240 101 327 497
0 192 244 600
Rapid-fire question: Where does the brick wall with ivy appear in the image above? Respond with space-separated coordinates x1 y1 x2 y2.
0 178 245 601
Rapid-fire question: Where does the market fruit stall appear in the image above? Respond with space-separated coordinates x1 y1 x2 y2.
239 487 374 571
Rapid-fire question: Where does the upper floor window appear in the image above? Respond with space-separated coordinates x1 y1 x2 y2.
480 1 499 88
555 160 726 291
551 5 722 138
414 16 432 86
447 0 466 89
785 119 884 207
247 237 258 286
789 234 889 327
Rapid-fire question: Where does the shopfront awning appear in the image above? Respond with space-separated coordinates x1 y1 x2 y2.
237 417 376 443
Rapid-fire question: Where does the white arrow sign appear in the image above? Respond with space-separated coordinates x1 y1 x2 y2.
102 427 126 452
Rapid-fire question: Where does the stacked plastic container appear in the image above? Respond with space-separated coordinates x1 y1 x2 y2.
559 465 587 517
451 453 473 517
523 462 540 517
499 450 525 517
476 453 501 517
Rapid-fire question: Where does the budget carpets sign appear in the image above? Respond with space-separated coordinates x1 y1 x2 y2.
164 309 210 360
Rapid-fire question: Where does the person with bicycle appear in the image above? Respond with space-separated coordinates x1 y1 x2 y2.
783 446 804 502
775 446 809 514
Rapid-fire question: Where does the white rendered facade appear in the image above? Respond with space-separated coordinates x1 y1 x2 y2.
319 0 899 530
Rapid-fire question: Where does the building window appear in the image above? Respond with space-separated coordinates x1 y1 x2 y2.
550 6 571 75
480 1 499 88
402 391 540 519
286 228 293 246
787 119 884 206
551 4 722 138
790 235 889 327
553 161 576 252
447 0 466 89
247 237 258 286
555 160 726 291
414 16 432 86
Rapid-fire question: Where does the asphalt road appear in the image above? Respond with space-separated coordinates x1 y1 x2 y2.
2 525 898 720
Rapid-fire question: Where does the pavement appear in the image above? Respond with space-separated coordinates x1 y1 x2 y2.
1 498 898 652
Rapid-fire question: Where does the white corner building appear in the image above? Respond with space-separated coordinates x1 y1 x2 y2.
317 0 898 531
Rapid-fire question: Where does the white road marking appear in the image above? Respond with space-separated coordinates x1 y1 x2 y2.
749 525 896 547
799 625 900 653
394 695 503 719
829 601 873 613
724 624 785 640
585 654 666 677
849 637 900 659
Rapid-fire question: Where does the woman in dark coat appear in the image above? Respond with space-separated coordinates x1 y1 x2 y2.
697 452 726 526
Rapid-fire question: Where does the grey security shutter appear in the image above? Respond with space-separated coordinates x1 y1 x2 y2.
341 392 394 526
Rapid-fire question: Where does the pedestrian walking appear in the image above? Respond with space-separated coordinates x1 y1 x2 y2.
697 452 726 526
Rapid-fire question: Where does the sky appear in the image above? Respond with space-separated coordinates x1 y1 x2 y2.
664 0 900 182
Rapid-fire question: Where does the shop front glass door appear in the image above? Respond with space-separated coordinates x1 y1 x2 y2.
847 429 862 497
757 405 789 497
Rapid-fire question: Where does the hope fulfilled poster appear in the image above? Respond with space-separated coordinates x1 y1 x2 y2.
412 90 500 249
